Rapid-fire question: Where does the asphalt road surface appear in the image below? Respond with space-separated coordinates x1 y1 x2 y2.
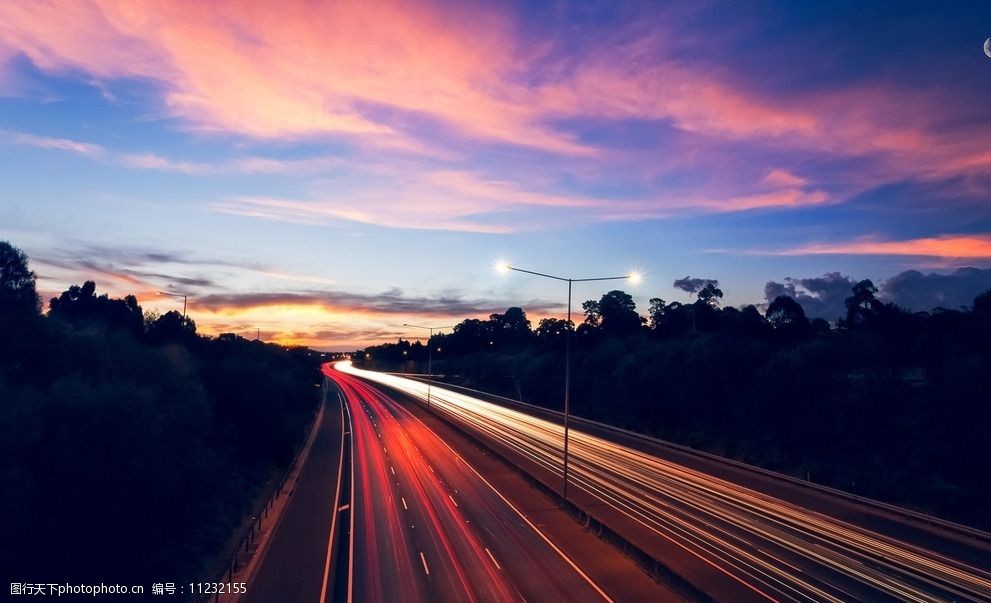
331 367 613 603
244 363 634 602
337 360 991 603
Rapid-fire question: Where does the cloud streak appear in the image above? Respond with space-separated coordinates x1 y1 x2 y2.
763 235 991 259
4 0 988 187
4 1 990 237
193 289 559 318
0 128 103 156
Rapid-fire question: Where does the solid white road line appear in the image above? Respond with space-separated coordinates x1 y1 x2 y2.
319 393 348 603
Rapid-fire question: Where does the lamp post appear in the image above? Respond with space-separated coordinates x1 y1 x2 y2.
498 262 640 499
403 323 454 410
157 291 188 320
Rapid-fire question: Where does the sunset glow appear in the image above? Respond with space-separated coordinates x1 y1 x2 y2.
2 1 990 349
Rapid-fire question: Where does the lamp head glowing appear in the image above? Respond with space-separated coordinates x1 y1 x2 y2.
496 260 511 274
628 271 643 285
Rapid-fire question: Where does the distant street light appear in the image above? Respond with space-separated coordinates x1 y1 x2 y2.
157 291 188 320
403 323 454 410
498 262 641 499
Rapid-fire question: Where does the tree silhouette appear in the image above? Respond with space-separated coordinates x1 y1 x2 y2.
0 241 39 319
581 299 601 328
590 290 643 336
697 282 724 307
648 297 666 330
489 306 532 348
766 295 811 342
844 279 882 326
145 310 197 344
1 248 322 585
48 281 144 336
535 317 571 343
973 290 991 317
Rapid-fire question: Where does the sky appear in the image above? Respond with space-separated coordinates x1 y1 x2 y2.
1 1 991 350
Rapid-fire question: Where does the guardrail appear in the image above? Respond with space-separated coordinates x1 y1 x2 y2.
412 375 991 545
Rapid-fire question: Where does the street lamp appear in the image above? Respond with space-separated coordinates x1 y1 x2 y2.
157 291 188 320
403 323 454 411
498 262 641 499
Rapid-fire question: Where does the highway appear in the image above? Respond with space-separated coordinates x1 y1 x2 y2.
325 365 614 603
336 360 991 603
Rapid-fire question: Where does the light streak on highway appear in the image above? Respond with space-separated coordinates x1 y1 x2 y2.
323 364 612 603
334 361 991 603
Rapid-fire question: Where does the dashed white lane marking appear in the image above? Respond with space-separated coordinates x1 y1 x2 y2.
420 551 430 575
402 497 408 510
485 547 502 570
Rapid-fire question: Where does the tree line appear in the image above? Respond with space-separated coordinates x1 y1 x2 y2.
0 242 322 588
362 278 991 529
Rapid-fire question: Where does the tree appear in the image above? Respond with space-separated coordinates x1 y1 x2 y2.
844 279 881 327
766 295 811 342
0 241 39 318
974 290 991 318
581 299 601 328
767 295 809 329
489 307 532 348
145 310 197 344
697 283 724 307
648 298 666 330
48 281 144 336
443 318 492 354
722 304 772 339
589 290 643 336
535 317 571 341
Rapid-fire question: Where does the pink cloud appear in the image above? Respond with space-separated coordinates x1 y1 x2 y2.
425 170 595 209
702 188 830 212
0 1 873 159
214 196 515 234
763 169 808 188
117 152 210 174
0 129 104 156
768 235 991 259
0 0 589 154
3 0 988 222
212 166 617 232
